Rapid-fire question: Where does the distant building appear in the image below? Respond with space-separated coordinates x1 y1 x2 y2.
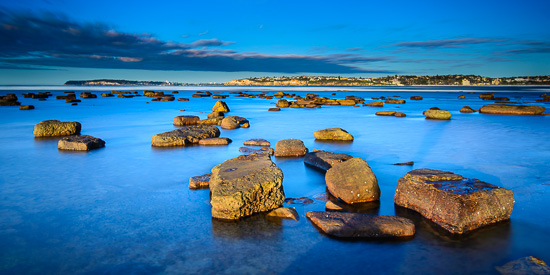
462 79 471 86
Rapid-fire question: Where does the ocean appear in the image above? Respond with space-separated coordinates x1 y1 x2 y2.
0 86 549 274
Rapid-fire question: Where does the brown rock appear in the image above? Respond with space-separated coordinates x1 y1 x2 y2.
395 112 406 117
394 161 414 166
385 99 406 104
325 201 345 211
33 120 81 137
366 101 384 107
198 137 232 145
394 169 515 234
220 117 239 129
495 256 550 275
479 104 545 115
375 111 397 116
336 99 356 106
410 96 423 100
304 150 353 171
244 138 270 147
212 100 230 113
274 139 308 157
479 93 495 100
58 135 105 151
314 128 353 141
276 99 290 108
198 117 223 125
266 207 299 221
285 197 314 204
306 211 415 238
325 158 380 204
460 106 476 113
19 105 34 110
424 110 451 120
151 125 220 147
173 115 200 126
268 107 281 111
458 95 466 99
207 111 225 119
189 174 211 190
178 98 189 101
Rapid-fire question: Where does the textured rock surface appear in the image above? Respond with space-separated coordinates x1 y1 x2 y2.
325 158 380 204
58 135 105 151
375 111 397 116
495 256 550 275
460 106 476 113
220 117 240 129
385 99 406 104
244 139 271 147
276 99 290 108
274 139 308 157
189 174 211 190
210 153 285 220
479 104 545 115
173 115 200 126
212 100 230 113
198 137 232 145
366 101 384 107
314 128 354 141
394 169 515 234
33 120 81 137
151 125 220 147
306 211 415 238
266 207 299 220
424 110 451 120
395 112 407 117
304 150 353 171
19 105 35 110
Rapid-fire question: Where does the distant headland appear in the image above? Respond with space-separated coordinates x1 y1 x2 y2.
65 75 550 87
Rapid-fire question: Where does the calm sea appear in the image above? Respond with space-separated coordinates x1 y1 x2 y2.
0 86 549 274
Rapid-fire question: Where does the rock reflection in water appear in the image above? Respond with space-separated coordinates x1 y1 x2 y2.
211 214 283 240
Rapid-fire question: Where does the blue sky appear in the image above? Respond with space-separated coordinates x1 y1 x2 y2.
0 0 549 84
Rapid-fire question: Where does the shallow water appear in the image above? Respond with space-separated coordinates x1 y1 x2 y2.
0 86 549 274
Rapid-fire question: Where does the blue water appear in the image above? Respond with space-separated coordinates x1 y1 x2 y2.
0 86 549 274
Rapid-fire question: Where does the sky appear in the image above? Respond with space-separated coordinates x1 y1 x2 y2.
0 0 549 85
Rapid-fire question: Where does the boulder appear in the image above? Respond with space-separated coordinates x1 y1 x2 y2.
178 98 189 101
274 139 308 157
495 256 550 275
385 99 406 104
394 169 515 234
207 112 225 119
233 116 250 128
0 94 20 106
325 201 345 211
58 135 105 151
80 92 97 98
395 112 406 117
366 101 384 107
19 105 34 110
314 128 354 141
189 174 211 190
268 107 281 111
375 111 397 116
101 93 114 97
306 211 415 238
198 117 223 125
276 99 290 108
479 93 495 100
325 158 380 204
151 125 220 147
424 110 451 120
173 115 200 126
244 138 270 147
33 120 81 137
210 153 285 219
458 95 466 99
337 99 356 106
410 96 423 100
212 100 230 113
479 104 545 115
285 197 314 204
460 106 476 113
220 116 240 129
304 150 353 171
266 207 299 221
198 137 232 145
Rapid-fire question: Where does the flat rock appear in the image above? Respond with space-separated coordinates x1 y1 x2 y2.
199 137 232 145
337 99 356 106
304 150 353 171
394 161 414 166
424 110 451 120
325 201 345 211
276 99 290 108
207 111 225 119
151 125 220 147
394 168 515 234
210 153 285 219
314 128 354 141
376 111 396 116
274 139 308 157
189 174 211 190
325 158 380 204
460 106 476 113
220 117 240 129
19 105 34 110
266 207 299 221
306 211 415 238
268 107 281 111
58 135 105 151
198 117 223 125
212 100 230 113
173 115 200 126
495 256 550 275
244 138 271 147
479 104 545 115
33 120 81 137
385 99 406 104
285 197 314 204
410 96 423 100
366 101 384 107
395 112 406 117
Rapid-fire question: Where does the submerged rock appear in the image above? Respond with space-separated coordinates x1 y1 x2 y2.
479 104 545 115
375 111 397 116
58 135 105 151
306 211 415 238
189 174 211 190
274 139 308 157
19 105 34 110
285 197 314 204
424 110 451 120
173 115 200 126
495 256 550 275
151 125 220 147
325 158 380 204
210 153 285 220
304 150 353 171
268 107 281 111
266 207 299 221
394 169 515 234
198 137 232 145
33 120 81 137
314 128 354 141
244 138 270 147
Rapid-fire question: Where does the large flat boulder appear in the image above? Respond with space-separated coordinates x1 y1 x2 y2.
479 104 545 115
394 169 514 234
33 120 81 137
58 135 105 151
210 153 285 219
151 125 220 147
304 150 353 171
274 139 308 157
314 128 354 141
306 211 415 238
325 158 380 204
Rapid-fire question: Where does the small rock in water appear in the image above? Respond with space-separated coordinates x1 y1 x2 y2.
268 107 281 111
495 256 550 275
151 125 220 147
304 150 353 171
375 111 397 116
366 101 384 107
325 158 380 204
244 138 271 147
266 207 299 221
19 105 34 110
285 197 314 204
424 110 451 120
460 106 476 113
274 139 308 157
314 128 354 141
479 104 545 115
189 174 211 190
173 115 200 126
394 161 414 166
198 137 232 145
212 100 230 113
34 120 81 137
58 135 105 151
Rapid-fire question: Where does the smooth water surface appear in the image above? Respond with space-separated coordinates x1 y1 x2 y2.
0 86 549 274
